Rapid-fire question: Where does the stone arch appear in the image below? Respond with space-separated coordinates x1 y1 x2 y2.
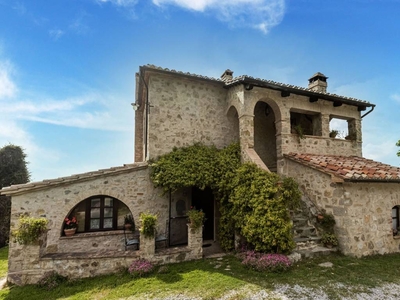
252 98 282 172
58 186 133 235
61 194 132 235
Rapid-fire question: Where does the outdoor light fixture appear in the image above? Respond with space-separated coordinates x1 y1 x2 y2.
131 103 140 111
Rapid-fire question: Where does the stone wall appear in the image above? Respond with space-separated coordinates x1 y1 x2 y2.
227 85 363 162
7 164 205 285
283 158 400 257
146 73 237 159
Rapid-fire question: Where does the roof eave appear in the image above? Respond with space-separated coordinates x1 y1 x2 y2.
226 77 375 109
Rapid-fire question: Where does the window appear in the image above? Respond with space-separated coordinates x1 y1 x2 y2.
290 111 322 136
392 206 399 236
66 195 131 233
88 196 116 230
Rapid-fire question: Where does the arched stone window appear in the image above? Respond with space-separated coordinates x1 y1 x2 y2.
66 195 131 233
392 206 400 236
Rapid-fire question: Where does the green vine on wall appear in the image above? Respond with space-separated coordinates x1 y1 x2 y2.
12 215 48 245
150 143 301 254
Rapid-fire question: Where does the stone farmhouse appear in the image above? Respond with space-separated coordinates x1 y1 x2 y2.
2 64 400 285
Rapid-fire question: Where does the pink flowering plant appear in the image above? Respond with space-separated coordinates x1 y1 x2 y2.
240 250 292 273
64 216 78 229
128 258 154 278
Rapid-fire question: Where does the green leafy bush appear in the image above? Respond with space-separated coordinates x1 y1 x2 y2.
229 163 295 253
139 212 157 238
150 143 301 254
187 207 206 230
12 215 48 245
321 233 338 247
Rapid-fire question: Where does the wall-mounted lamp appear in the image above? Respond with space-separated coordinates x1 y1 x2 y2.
131 103 140 111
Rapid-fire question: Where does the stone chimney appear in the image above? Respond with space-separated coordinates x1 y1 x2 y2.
308 72 328 93
221 69 233 82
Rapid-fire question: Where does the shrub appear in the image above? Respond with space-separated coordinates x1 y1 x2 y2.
12 215 48 245
321 233 338 247
240 251 292 273
187 207 206 229
128 258 154 278
139 212 157 238
317 212 336 233
37 271 68 290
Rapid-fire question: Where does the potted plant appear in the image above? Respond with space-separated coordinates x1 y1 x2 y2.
139 212 157 238
321 233 338 248
293 124 305 140
187 207 206 230
64 216 78 236
329 130 339 138
124 214 135 231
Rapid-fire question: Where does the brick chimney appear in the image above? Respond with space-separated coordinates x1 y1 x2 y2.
221 69 233 82
308 72 328 93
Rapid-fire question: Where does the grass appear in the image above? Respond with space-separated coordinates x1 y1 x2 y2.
0 252 400 299
0 246 8 279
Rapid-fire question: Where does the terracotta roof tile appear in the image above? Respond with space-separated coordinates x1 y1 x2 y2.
285 153 400 182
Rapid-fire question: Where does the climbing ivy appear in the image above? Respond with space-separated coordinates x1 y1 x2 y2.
150 143 301 254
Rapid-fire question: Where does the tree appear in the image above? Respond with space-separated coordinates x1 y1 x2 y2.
0 144 31 247
397 140 400 157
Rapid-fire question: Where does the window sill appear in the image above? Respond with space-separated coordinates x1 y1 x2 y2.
393 235 400 240
60 229 130 239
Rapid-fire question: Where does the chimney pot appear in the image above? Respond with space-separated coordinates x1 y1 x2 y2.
308 72 328 93
221 69 233 82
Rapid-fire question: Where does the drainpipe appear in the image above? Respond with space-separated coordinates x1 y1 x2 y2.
361 106 375 119
139 70 150 160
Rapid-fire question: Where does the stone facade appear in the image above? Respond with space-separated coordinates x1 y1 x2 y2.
4 163 204 285
5 64 400 286
284 158 400 257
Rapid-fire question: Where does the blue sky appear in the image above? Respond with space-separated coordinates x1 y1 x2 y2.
0 0 399 182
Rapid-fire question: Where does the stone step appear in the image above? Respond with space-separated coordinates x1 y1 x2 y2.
294 226 316 237
292 217 309 227
294 236 321 243
294 237 321 251
295 246 338 259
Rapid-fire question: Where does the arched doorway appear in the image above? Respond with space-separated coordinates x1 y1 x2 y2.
254 101 278 172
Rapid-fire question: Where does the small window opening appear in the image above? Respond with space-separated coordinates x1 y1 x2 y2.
329 118 348 139
392 206 399 236
290 111 321 136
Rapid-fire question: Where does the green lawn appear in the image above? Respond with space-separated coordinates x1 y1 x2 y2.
0 246 8 279
1 252 400 299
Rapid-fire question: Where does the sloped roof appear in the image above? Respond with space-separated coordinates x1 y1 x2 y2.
142 64 375 109
285 153 400 182
0 162 149 196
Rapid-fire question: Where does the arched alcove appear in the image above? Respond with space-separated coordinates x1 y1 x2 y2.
254 101 278 172
64 195 132 234
227 105 240 142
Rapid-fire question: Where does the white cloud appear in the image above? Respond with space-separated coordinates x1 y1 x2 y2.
96 0 138 6
152 0 286 33
390 93 400 104
0 60 17 99
49 29 65 40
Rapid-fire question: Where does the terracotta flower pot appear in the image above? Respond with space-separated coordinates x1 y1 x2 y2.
64 228 77 236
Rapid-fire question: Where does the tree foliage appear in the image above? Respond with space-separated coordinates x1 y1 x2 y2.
150 143 301 254
0 144 31 247
397 140 400 157
0 144 30 189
